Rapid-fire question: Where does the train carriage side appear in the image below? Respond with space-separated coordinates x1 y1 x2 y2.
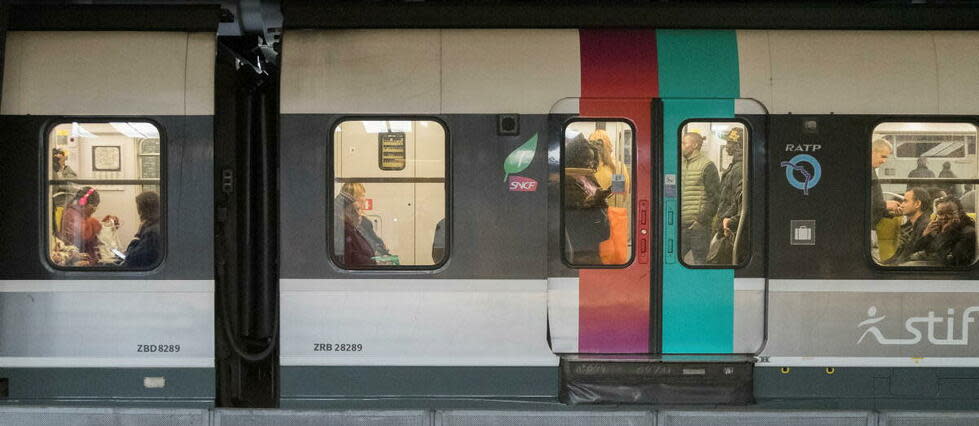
277 29 568 405
741 30 979 407
0 16 219 404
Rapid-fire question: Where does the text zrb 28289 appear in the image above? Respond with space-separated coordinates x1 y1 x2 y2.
313 343 363 352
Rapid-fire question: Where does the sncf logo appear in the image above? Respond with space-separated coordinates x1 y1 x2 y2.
508 175 538 192
858 305 979 346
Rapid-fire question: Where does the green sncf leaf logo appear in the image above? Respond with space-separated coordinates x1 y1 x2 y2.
503 133 538 182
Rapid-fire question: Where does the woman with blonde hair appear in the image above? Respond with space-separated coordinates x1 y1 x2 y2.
587 128 631 264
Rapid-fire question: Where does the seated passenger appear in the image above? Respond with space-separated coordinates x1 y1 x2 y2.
59 187 103 262
564 134 610 265
337 193 376 266
432 218 446 263
882 187 931 264
122 191 162 268
336 183 390 257
910 196 976 266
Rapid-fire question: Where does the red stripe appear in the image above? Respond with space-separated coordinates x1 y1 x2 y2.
578 29 657 353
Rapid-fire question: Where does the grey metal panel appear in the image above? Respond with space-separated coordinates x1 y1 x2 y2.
762 290 979 358
436 410 654 426
280 366 558 399
0 289 213 365
279 114 548 280
658 410 875 426
214 409 430 426
0 368 214 402
0 407 208 426
879 411 979 426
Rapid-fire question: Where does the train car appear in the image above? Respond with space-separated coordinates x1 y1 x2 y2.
2 1 979 411
277 24 979 406
0 6 221 405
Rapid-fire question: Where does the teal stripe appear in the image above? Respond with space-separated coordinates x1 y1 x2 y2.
657 30 740 99
657 30 739 354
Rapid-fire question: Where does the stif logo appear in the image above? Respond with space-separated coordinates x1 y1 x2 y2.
858 305 979 346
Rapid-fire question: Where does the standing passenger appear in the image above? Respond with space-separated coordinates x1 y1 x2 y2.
938 161 959 198
710 129 746 264
564 134 610 265
871 139 900 226
906 157 935 191
680 132 720 264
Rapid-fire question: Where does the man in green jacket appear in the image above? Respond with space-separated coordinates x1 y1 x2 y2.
680 132 720 264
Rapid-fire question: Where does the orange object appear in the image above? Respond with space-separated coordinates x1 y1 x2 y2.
599 206 630 265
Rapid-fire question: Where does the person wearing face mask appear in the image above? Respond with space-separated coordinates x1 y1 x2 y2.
709 128 746 264
59 186 103 262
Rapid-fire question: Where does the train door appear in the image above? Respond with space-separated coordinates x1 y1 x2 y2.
549 29 766 404
0 7 219 404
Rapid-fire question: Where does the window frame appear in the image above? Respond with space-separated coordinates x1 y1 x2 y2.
559 117 638 269
326 116 452 271
868 118 979 272
41 118 168 273
675 118 753 270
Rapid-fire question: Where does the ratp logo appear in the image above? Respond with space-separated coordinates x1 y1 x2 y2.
780 154 821 195
858 305 979 346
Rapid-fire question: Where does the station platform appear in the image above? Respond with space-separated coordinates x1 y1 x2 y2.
1 407 979 426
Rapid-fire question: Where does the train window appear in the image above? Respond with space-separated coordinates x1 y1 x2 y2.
47 122 164 269
331 120 447 268
678 122 749 267
562 120 634 266
871 122 979 268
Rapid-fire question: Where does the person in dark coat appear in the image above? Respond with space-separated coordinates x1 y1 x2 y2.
910 196 976 266
336 192 376 267
938 161 959 198
710 129 747 264
563 134 609 265
122 191 162 268
882 187 932 265
906 156 935 191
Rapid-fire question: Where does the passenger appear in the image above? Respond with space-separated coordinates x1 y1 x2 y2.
938 161 959 197
564 134 610 265
59 186 102 262
336 183 390 257
709 128 745 264
906 157 935 191
911 196 976 266
871 139 900 225
122 191 162 268
432 218 446 263
882 187 932 265
589 129 631 265
336 192 376 266
588 129 630 199
52 148 77 179
51 148 77 232
679 132 720 264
